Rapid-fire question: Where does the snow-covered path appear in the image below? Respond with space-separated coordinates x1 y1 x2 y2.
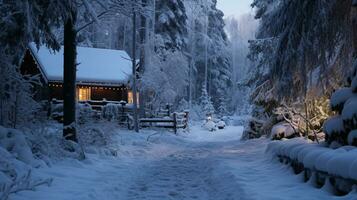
125 144 248 200
12 125 357 200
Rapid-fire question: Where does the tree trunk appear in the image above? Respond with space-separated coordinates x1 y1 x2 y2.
132 11 139 132
138 0 147 117
352 1 357 57
63 9 78 142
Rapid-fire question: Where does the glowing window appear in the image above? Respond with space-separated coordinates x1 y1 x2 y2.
128 91 139 105
77 88 91 101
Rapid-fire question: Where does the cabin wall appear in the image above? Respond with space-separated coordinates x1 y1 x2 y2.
91 87 127 101
48 83 128 102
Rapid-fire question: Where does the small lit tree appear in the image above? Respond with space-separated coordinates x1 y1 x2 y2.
199 83 215 118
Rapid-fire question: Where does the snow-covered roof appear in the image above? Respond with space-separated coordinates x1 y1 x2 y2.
29 43 132 85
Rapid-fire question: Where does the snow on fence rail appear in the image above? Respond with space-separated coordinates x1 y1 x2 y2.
266 139 357 195
50 99 134 124
139 111 189 134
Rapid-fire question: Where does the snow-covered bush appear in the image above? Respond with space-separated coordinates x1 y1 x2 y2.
77 103 93 124
203 120 216 132
271 123 297 140
323 59 357 147
50 102 63 121
341 97 357 131
348 130 357 146
102 103 120 121
0 126 55 199
217 120 226 129
323 116 346 146
330 88 355 113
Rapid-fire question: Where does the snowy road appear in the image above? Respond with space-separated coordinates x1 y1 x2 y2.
12 125 357 200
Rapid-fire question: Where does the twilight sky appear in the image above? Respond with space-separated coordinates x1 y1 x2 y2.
216 0 254 18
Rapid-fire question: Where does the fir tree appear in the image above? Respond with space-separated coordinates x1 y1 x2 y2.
199 83 215 117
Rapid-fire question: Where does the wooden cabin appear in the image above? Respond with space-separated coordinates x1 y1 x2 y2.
20 43 137 105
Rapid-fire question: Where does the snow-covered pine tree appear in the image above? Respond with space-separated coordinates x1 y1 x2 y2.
199 83 215 117
206 0 232 107
188 0 232 109
323 1 357 147
0 1 64 128
245 0 353 139
218 96 228 117
155 0 187 53
141 0 189 109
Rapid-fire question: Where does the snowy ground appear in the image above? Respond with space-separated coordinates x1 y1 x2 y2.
11 124 357 200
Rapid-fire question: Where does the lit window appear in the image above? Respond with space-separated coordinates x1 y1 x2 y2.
128 91 139 104
77 88 91 101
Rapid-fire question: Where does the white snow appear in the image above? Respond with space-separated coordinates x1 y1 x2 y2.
352 76 357 92
348 130 357 145
217 120 226 129
7 123 357 200
323 116 345 136
342 96 357 121
271 123 296 138
29 43 132 84
202 120 217 132
330 88 355 110
267 139 357 182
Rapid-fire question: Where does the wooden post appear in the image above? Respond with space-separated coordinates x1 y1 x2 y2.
173 112 177 135
184 111 189 129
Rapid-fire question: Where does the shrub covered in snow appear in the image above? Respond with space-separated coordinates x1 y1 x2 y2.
330 88 355 113
77 103 93 124
323 116 346 145
203 120 217 132
217 120 226 129
348 130 357 146
102 103 120 121
0 126 56 199
341 97 357 131
50 102 63 121
271 123 297 140
323 59 357 147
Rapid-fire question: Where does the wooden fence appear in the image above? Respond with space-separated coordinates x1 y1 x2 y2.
139 111 189 134
50 99 189 133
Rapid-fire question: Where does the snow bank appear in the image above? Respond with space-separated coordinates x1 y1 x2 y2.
267 139 357 182
0 126 54 199
0 126 39 167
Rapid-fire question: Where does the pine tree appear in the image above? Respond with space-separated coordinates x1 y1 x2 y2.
199 83 215 117
218 96 228 117
0 1 64 127
323 1 357 147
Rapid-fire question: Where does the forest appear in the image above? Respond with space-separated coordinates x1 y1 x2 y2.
0 0 357 199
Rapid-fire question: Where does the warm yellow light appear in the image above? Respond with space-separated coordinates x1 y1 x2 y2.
128 91 139 105
77 87 91 101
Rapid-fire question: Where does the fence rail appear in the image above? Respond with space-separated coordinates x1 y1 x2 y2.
139 111 189 134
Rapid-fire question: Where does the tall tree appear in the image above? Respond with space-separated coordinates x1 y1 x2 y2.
0 1 63 127
63 1 78 141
